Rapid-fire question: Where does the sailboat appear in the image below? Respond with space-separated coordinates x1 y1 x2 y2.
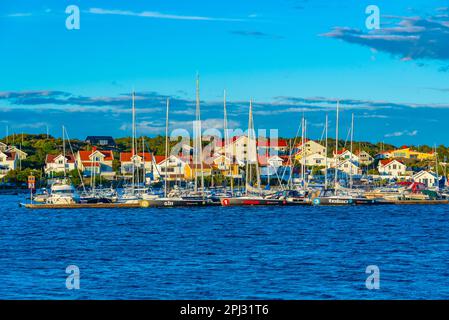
311 107 380 206
46 126 80 205
140 76 216 207
220 99 289 206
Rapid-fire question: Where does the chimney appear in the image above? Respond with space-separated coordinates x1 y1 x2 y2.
92 146 97 152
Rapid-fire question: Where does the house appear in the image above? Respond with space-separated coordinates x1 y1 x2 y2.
45 153 76 175
384 146 434 160
257 138 288 155
76 147 115 177
298 153 332 167
335 159 361 175
378 159 407 178
85 136 116 150
334 149 359 163
356 150 374 165
184 163 213 180
215 135 257 164
294 139 326 161
0 142 7 152
209 154 240 176
0 151 17 178
412 170 438 187
155 155 187 181
5 146 27 160
120 152 154 175
258 155 285 168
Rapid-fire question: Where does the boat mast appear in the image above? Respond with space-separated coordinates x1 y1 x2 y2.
131 91 136 194
350 113 354 189
164 98 170 197
245 99 252 195
324 114 328 190
223 89 234 195
194 74 205 195
301 115 305 191
142 136 145 186
62 125 66 178
334 100 339 194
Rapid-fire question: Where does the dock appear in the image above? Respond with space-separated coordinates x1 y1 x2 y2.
21 202 141 209
381 199 449 205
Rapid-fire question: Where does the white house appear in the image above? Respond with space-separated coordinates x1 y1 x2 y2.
356 150 374 165
6 146 27 160
299 153 332 167
120 152 154 175
336 159 361 175
76 147 115 177
295 139 326 158
45 154 76 175
0 142 7 152
378 159 407 178
0 150 17 178
155 155 187 181
334 149 359 163
412 170 438 187
215 135 257 164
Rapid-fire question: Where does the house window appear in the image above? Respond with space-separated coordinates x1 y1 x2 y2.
393 164 397 169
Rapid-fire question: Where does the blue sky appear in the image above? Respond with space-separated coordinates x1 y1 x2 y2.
1 0 449 146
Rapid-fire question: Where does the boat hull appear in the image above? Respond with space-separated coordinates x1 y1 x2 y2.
139 198 214 207
220 197 289 206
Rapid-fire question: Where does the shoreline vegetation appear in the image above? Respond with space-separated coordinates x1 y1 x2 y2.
0 133 446 188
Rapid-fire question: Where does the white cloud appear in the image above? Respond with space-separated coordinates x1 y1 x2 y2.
88 8 243 22
385 129 418 137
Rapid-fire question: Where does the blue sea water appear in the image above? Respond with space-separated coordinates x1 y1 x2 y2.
1 194 449 299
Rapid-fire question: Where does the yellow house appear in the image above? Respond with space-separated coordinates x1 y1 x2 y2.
387 146 435 160
210 155 240 177
184 163 213 180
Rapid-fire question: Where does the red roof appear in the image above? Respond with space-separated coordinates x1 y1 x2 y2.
257 139 288 147
120 152 152 162
1 151 16 161
380 159 404 166
45 153 76 164
334 148 348 155
82 162 100 167
154 155 167 164
78 149 113 161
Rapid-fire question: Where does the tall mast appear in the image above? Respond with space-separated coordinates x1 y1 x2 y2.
301 115 305 191
334 100 339 193
62 125 66 177
142 136 145 186
245 99 252 195
350 113 354 189
324 114 328 190
164 98 170 197
223 89 233 194
194 73 205 195
132 91 136 193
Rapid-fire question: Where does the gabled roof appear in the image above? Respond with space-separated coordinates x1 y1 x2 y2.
0 151 16 161
412 170 437 179
78 149 114 161
120 152 152 162
45 153 76 164
6 146 27 156
379 159 404 166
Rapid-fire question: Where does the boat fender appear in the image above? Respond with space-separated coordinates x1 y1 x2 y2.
140 200 150 208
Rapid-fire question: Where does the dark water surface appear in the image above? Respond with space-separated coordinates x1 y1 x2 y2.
1 194 449 299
